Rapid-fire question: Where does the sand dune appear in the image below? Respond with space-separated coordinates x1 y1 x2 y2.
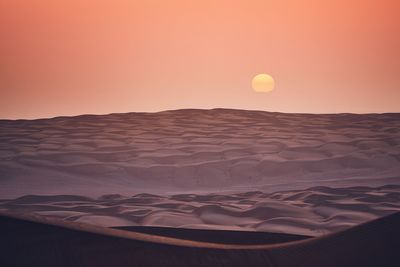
0 109 400 235
0 109 399 198
1 185 398 236
0 211 398 266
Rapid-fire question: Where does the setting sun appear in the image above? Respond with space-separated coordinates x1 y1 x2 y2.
252 74 275 93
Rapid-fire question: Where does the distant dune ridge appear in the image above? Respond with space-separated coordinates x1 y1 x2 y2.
0 109 399 236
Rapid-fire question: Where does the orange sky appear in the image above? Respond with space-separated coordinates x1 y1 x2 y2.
1 0 399 119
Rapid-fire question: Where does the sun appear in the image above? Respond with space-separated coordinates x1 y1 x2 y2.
252 73 275 92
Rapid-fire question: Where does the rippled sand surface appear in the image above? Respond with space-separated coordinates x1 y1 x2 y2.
0 109 399 235
0 185 399 236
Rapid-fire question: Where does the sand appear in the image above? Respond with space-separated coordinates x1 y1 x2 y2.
0 109 399 236
0 185 399 236
0 211 399 266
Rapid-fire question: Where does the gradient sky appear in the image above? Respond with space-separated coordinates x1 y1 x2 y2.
1 0 399 119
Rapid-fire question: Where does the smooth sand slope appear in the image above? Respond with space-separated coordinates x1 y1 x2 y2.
0 211 399 267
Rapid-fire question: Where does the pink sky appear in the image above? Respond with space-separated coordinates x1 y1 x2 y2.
1 0 399 119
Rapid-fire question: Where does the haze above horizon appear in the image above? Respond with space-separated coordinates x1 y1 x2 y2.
1 1 400 119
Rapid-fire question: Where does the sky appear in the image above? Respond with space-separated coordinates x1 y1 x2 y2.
1 0 399 119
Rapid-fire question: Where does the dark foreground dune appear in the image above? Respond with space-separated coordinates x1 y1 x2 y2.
0 211 399 267
115 225 309 244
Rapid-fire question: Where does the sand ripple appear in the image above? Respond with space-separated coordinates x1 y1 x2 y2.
0 109 399 197
1 185 399 236
0 109 399 235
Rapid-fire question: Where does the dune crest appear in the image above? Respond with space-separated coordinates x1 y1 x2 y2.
0 211 399 266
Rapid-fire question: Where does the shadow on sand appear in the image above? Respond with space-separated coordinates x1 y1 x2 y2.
0 211 399 266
